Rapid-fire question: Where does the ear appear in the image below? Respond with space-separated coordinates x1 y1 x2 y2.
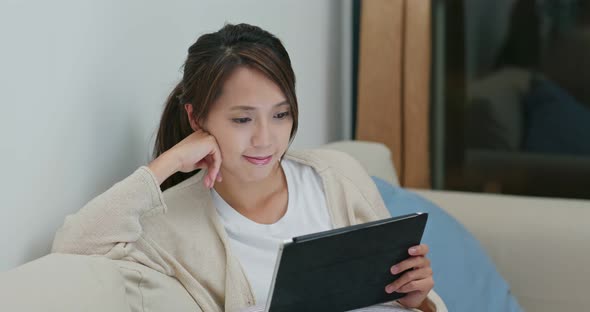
184 104 200 131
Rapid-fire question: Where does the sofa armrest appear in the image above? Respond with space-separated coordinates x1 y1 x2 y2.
413 189 590 312
0 253 201 312
0 253 130 312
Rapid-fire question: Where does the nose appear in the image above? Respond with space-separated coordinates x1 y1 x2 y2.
251 119 272 148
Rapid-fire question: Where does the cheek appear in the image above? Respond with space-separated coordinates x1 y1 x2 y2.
215 127 248 157
279 120 294 142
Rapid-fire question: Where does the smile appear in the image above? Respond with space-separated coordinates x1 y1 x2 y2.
243 155 273 165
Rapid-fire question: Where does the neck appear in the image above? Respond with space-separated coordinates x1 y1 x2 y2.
213 162 288 223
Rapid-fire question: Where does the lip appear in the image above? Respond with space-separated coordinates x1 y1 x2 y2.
243 155 273 165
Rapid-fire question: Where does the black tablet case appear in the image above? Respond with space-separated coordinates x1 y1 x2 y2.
267 213 428 312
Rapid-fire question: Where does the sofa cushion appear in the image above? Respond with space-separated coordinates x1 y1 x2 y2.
0 253 202 312
372 177 523 312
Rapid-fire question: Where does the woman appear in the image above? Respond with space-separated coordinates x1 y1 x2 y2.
52 23 441 312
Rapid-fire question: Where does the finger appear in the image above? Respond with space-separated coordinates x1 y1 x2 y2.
195 152 215 188
194 155 213 188
208 147 222 187
396 277 434 294
388 267 433 292
203 155 216 188
195 159 208 169
390 256 430 275
408 244 429 256
386 267 433 293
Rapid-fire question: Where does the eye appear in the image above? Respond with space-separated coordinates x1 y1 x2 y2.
275 111 290 119
232 117 251 124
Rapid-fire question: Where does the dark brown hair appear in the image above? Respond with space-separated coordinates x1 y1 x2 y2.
154 23 298 191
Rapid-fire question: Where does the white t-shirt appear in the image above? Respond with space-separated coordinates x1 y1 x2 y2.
211 158 333 304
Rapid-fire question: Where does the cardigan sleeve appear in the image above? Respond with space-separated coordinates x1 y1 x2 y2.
51 166 167 258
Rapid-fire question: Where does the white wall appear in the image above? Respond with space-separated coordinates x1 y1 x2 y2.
0 0 351 271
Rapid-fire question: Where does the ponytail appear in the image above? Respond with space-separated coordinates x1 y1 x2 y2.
153 82 198 191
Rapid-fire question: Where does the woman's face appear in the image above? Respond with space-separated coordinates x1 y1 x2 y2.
201 66 293 183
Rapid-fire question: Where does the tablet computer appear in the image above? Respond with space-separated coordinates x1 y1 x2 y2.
264 212 428 312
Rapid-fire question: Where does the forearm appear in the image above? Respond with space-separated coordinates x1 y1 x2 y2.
147 150 181 185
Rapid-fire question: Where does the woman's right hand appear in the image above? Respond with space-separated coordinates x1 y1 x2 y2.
148 130 222 188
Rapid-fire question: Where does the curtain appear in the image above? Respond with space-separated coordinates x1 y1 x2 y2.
355 0 432 188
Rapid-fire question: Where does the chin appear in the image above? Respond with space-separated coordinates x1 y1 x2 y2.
238 159 280 182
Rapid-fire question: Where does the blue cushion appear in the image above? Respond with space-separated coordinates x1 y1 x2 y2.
523 77 590 155
372 177 523 312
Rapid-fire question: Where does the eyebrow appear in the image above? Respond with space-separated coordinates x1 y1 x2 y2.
229 101 289 111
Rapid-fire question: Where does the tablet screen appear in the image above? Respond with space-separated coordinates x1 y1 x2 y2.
266 213 428 312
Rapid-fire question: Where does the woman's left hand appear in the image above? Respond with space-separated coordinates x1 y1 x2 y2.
385 244 434 309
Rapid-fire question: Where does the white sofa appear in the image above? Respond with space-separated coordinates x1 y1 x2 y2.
1 140 589 312
324 141 590 312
